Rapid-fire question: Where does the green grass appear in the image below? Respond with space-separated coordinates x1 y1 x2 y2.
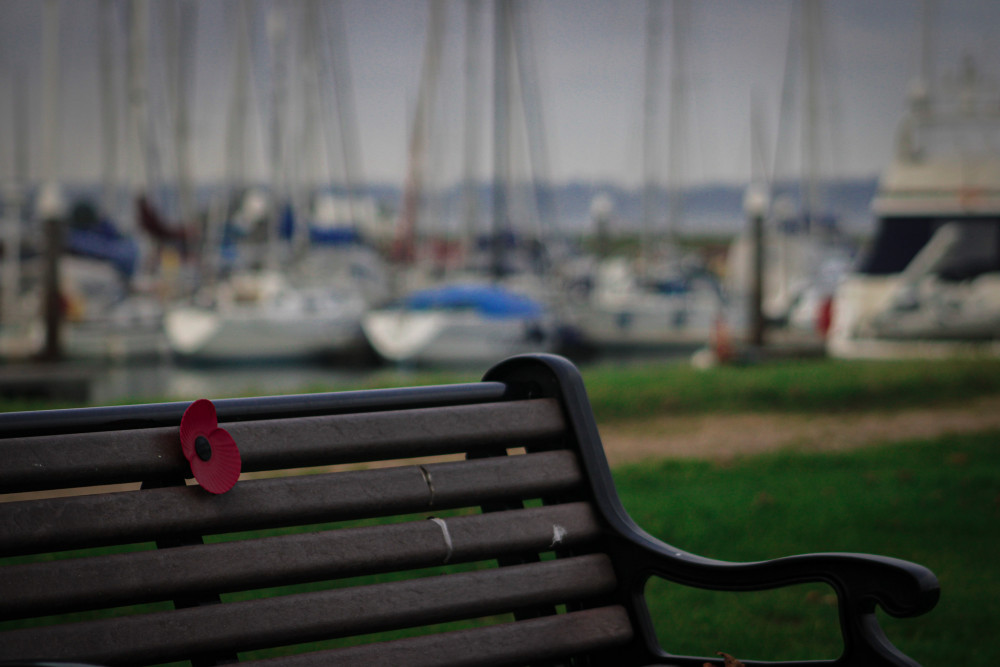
613 429 1000 664
578 357 1000 422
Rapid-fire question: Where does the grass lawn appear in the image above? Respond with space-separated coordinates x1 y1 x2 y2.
613 429 999 665
577 356 1000 422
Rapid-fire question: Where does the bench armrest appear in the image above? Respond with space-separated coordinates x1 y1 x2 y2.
622 522 938 666
631 526 939 618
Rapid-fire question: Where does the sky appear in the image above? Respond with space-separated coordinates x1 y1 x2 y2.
1 0 998 192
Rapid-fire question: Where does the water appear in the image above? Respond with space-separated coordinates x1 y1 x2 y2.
10 345 701 407
85 360 462 405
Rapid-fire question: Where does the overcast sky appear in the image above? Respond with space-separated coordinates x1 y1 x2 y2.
1 0 998 191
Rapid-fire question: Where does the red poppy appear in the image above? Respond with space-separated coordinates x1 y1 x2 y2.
179 399 241 494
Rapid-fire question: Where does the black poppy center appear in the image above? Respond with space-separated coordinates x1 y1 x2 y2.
194 435 213 462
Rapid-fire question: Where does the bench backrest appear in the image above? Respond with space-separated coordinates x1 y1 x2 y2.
1 355 641 666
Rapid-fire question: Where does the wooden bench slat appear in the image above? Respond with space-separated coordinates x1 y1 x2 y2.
0 382 509 438
0 554 618 666
0 503 602 620
0 450 583 556
249 605 634 667
0 399 565 494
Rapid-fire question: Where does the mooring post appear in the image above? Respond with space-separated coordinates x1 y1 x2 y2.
38 183 66 362
744 185 769 349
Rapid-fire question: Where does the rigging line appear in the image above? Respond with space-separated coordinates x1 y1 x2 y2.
640 0 666 260
302 0 332 189
175 0 199 223
749 89 773 191
321 0 366 198
461 0 485 245
490 0 513 280
394 0 446 261
317 2 347 192
137 1 170 210
772 0 798 200
511 0 558 236
666 0 690 240
818 0 845 217
98 0 121 218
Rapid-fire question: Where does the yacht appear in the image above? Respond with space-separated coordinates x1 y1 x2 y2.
362 281 556 366
828 58 1000 358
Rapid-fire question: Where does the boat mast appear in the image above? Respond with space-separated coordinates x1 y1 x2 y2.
510 1 556 243
39 0 65 361
801 0 822 233
918 0 935 106
321 0 365 227
665 0 689 243
98 0 121 220
491 0 513 280
462 0 485 252
640 0 664 274
40 0 61 192
392 0 445 264
231 3 251 204
169 1 197 228
267 3 291 268
301 1 326 251
126 0 150 235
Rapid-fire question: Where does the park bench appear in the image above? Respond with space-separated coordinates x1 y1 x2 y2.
0 353 938 666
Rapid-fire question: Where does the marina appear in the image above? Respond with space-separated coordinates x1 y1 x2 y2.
1 1 998 398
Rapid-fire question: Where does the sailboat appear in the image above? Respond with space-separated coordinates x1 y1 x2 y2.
564 0 726 353
827 55 1000 358
362 0 560 366
165 3 384 363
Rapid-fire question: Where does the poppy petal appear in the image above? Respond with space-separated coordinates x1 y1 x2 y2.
180 399 219 461
179 400 241 494
191 426 241 494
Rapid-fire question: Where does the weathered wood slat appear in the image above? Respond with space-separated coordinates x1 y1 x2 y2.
0 503 602 620
0 382 509 438
0 554 618 667
0 399 565 494
250 605 634 667
0 450 583 557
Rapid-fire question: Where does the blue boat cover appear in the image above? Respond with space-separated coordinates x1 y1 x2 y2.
310 226 363 245
403 283 544 319
67 220 139 277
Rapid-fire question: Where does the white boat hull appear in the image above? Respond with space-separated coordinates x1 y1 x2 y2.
828 275 1000 359
570 297 719 349
166 272 370 362
362 309 554 365
166 306 364 362
568 258 724 349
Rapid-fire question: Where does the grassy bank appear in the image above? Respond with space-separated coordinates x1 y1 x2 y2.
614 429 999 664
578 357 1000 422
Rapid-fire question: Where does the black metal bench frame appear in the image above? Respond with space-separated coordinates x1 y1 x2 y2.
0 354 938 666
